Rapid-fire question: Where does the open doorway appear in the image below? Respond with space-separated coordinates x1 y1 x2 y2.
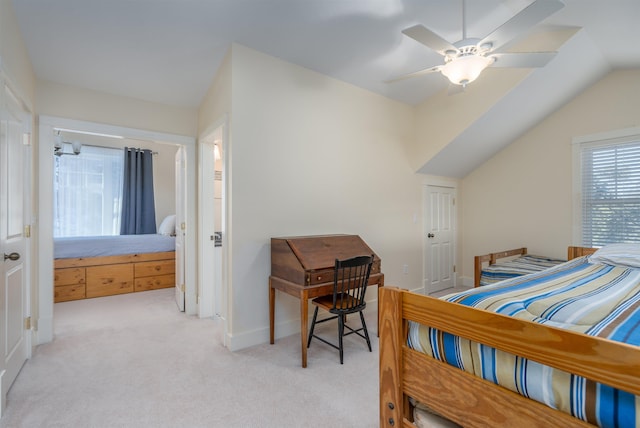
37 116 197 345
198 119 227 345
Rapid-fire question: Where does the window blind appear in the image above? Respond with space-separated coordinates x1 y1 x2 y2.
53 144 124 237
581 140 640 247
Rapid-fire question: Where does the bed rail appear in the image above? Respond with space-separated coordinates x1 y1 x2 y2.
379 286 640 428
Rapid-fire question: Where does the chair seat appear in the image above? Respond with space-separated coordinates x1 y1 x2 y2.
312 294 363 312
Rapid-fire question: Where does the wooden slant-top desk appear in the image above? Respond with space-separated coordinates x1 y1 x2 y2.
269 234 384 367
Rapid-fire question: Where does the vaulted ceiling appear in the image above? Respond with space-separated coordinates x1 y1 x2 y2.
12 0 640 177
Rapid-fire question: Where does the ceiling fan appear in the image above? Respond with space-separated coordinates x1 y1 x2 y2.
390 0 565 88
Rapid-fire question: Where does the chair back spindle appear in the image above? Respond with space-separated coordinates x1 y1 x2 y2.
332 256 373 314
307 254 375 364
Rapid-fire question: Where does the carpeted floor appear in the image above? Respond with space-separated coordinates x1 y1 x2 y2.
0 288 380 428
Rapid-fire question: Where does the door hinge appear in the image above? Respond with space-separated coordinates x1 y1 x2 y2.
180 222 186 231
180 283 185 293
24 225 31 238
453 197 456 206
25 316 31 330
453 265 456 273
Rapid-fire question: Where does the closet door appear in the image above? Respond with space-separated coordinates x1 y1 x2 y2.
424 185 456 293
0 82 30 416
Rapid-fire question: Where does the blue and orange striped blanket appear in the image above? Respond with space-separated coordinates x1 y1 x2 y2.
409 256 640 428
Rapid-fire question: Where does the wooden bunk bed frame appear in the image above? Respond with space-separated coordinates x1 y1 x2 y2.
380 246 638 428
474 247 528 287
54 251 176 302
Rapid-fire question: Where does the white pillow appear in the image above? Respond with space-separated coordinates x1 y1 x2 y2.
158 215 176 236
589 243 640 268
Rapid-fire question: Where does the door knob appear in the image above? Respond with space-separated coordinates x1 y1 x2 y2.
4 252 20 261
427 233 435 238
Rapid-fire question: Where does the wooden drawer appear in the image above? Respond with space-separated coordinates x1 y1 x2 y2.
135 274 175 292
135 259 175 278
370 260 381 274
86 264 134 298
54 267 85 286
54 283 86 302
305 269 334 285
304 259 382 285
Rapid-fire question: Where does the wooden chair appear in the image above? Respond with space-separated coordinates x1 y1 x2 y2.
307 255 374 364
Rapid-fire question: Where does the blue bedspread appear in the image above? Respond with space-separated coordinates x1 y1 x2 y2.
54 234 175 259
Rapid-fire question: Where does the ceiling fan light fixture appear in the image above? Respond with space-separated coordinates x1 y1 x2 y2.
441 54 493 86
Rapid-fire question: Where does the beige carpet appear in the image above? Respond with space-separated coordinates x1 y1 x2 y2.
0 288 380 428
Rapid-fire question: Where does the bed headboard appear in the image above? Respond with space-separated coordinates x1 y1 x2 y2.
567 246 597 260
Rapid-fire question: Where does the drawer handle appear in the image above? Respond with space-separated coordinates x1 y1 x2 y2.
317 276 322 281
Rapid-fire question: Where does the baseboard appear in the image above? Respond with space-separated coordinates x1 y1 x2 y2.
226 318 297 352
460 276 473 287
406 285 425 294
227 297 380 351
36 316 53 345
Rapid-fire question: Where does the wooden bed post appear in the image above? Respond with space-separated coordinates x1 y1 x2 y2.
379 287 404 427
567 246 598 260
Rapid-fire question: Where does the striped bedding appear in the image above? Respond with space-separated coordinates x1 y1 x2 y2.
409 256 640 428
480 254 565 286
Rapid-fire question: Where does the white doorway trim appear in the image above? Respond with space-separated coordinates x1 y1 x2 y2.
198 116 229 344
37 116 197 344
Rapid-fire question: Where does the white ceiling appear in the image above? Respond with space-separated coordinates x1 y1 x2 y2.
12 0 640 176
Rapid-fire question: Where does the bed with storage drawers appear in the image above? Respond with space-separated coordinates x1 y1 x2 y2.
53 234 175 302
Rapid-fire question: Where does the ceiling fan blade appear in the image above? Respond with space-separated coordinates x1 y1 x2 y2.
479 0 565 52
402 25 458 54
490 52 557 68
385 65 441 83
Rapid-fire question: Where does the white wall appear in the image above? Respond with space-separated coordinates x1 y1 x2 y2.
0 0 35 103
459 69 640 282
36 80 197 138
216 44 422 349
198 49 232 136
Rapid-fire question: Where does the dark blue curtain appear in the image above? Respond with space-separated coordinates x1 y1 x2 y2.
120 147 157 235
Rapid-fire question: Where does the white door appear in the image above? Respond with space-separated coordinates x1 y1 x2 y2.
424 185 456 294
174 147 186 311
0 83 30 416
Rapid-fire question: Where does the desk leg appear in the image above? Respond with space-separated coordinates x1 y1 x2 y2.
269 278 275 345
300 289 309 368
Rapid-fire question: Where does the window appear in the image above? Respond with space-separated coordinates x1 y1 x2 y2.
53 144 124 237
574 129 640 247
